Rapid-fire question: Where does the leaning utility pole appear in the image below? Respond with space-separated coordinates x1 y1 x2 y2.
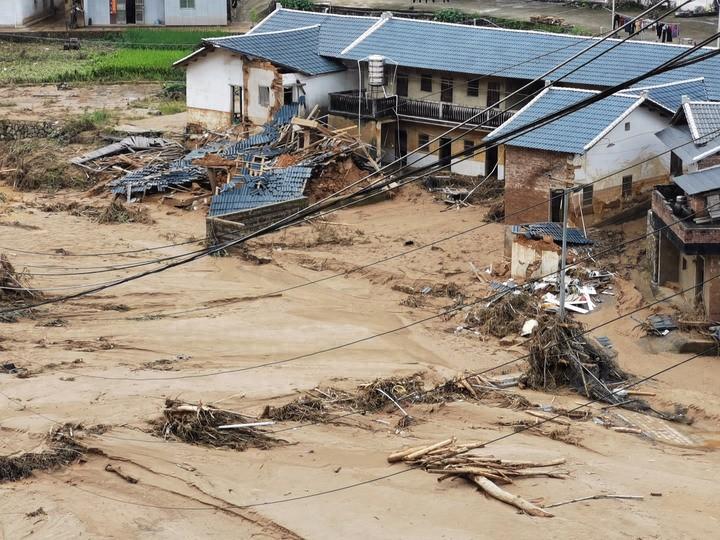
558 189 569 319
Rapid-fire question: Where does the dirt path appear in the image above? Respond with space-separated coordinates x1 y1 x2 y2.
1 187 719 538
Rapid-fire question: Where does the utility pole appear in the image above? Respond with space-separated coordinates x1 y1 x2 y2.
611 0 616 34
558 188 569 320
717 3 719 49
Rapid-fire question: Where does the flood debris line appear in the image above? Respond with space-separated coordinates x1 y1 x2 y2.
463 292 538 338
0 424 86 483
154 400 285 450
388 438 567 518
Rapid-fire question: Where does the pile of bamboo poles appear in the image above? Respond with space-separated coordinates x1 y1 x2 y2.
388 438 567 517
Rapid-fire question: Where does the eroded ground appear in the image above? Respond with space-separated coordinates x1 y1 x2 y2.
1 180 719 539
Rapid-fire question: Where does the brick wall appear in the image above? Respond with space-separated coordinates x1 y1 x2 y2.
206 198 309 252
504 146 572 224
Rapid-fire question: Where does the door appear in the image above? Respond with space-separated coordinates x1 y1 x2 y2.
441 78 453 103
126 0 136 24
398 129 407 167
696 256 705 306
550 188 564 222
485 144 498 176
231 85 243 124
397 73 408 97
439 137 452 168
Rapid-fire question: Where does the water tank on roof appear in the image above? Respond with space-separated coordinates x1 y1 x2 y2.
367 55 385 87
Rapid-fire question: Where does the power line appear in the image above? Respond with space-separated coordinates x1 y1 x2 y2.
3 18 715 312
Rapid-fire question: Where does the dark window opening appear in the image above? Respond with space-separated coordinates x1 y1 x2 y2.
622 175 633 198
231 85 243 125
463 140 474 157
624 122 631 131
283 86 294 105
467 78 479 97
682 258 688 270
418 133 430 149
397 73 408 97
487 81 500 108
420 73 432 92
441 77 453 102
258 86 270 107
439 137 452 167
671 152 683 176
582 185 594 206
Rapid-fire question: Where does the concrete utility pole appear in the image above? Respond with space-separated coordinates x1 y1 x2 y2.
611 0 616 34
558 189 569 320
717 4 720 49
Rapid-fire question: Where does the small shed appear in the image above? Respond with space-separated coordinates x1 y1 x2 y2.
509 222 593 280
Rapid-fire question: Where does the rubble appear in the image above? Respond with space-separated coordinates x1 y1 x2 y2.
153 399 285 450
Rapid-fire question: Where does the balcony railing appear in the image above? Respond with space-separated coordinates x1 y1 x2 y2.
329 91 515 128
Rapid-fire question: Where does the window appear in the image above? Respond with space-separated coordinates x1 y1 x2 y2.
180 0 196 9
420 73 432 92
397 73 408 97
441 78 453 103
463 140 474 157
231 85 242 124
682 258 688 270
487 81 500 107
582 185 594 207
622 175 633 198
624 121 631 131
418 133 430 149
467 78 479 97
283 86 294 105
258 86 270 107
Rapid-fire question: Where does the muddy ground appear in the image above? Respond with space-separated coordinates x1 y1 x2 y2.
0 167 719 538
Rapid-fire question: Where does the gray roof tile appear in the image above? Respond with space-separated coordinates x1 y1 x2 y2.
207 26 343 75
487 87 639 153
673 165 720 195
684 101 720 144
630 78 708 113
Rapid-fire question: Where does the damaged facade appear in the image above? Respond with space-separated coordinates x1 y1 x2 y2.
488 80 710 226
649 101 720 320
176 6 720 178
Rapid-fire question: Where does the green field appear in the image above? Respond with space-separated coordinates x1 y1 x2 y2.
0 28 234 84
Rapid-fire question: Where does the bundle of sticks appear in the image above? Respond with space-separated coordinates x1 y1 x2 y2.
388 438 567 517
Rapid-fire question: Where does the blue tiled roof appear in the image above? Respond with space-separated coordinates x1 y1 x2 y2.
630 78 708 113
253 9 720 99
207 26 343 75
250 9 377 56
209 167 313 216
684 101 720 144
487 88 640 153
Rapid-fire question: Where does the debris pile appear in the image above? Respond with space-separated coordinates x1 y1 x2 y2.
0 424 85 483
463 292 537 338
154 399 285 450
96 199 154 225
388 438 567 517
0 253 37 311
524 316 632 404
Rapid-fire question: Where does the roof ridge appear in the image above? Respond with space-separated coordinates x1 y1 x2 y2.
583 96 646 151
631 76 705 90
208 24 320 41
340 13 391 55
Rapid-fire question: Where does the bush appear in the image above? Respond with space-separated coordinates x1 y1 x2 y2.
434 9 467 24
281 0 315 11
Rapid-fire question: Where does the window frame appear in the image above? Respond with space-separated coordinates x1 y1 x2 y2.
418 133 430 150
420 73 433 92
258 85 270 107
622 175 633 198
180 0 196 9
396 73 409 97
467 78 479 97
487 81 501 108
582 185 594 207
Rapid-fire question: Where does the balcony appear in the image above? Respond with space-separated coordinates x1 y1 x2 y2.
328 91 515 129
652 188 720 247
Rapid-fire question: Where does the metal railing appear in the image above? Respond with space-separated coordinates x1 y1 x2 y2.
328 91 515 128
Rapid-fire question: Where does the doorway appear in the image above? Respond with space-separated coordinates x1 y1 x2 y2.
398 129 407 167
550 188 564 222
231 85 243 125
695 255 705 306
126 0 136 24
441 78 453 103
283 86 294 105
485 144 498 176
439 137 452 168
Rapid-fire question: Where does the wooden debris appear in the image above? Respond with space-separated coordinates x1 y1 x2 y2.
544 494 643 509
389 439 567 517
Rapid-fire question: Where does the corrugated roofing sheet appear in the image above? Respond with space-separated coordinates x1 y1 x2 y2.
207 26 343 75
630 78 708 113
254 9 720 99
673 165 720 195
511 222 593 245
487 87 639 153
209 166 313 216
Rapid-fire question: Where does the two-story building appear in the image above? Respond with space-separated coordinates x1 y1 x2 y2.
176 5 720 178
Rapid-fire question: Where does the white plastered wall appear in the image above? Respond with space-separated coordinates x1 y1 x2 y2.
186 48 243 116
164 0 227 26
246 65 277 125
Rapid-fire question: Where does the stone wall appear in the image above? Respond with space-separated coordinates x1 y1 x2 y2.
0 119 66 140
206 198 309 251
